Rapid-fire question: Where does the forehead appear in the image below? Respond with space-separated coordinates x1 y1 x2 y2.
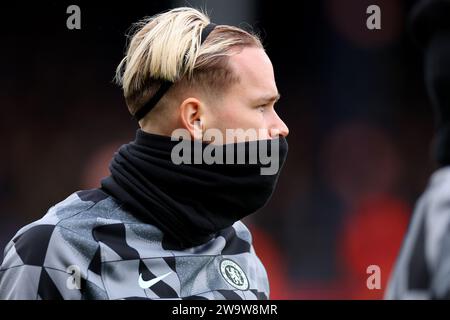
227 47 278 101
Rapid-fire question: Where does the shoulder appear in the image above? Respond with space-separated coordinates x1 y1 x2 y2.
419 167 450 265
0 189 132 299
215 221 253 255
3 188 150 264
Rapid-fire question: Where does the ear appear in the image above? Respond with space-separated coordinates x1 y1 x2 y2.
178 97 204 140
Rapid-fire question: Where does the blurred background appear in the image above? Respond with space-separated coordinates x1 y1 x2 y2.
0 0 437 299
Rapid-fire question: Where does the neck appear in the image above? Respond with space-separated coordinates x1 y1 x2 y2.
139 120 173 137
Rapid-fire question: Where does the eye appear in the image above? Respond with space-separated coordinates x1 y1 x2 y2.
257 105 267 113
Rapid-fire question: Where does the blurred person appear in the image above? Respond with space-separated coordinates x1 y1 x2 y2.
386 0 450 299
0 7 288 299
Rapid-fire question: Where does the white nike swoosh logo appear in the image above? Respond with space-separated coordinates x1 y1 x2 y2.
138 271 172 289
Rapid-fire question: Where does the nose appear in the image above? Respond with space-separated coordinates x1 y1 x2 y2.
270 112 289 138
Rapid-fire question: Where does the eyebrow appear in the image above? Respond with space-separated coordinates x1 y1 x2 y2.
255 93 281 105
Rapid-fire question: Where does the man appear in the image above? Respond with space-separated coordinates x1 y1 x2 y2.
0 7 289 299
386 0 450 299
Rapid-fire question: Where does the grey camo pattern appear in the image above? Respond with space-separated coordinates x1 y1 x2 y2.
386 167 450 299
0 189 269 300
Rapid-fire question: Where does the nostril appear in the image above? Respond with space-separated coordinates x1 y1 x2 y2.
269 128 281 138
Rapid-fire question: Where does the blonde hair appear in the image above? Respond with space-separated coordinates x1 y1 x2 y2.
115 7 263 117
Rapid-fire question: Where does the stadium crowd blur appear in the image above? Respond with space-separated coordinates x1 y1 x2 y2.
0 0 436 299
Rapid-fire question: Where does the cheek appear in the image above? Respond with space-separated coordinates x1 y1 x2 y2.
208 103 266 131
226 110 263 129
210 105 242 127
208 110 234 130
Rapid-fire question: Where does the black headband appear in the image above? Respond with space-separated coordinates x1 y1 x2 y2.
134 23 217 121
